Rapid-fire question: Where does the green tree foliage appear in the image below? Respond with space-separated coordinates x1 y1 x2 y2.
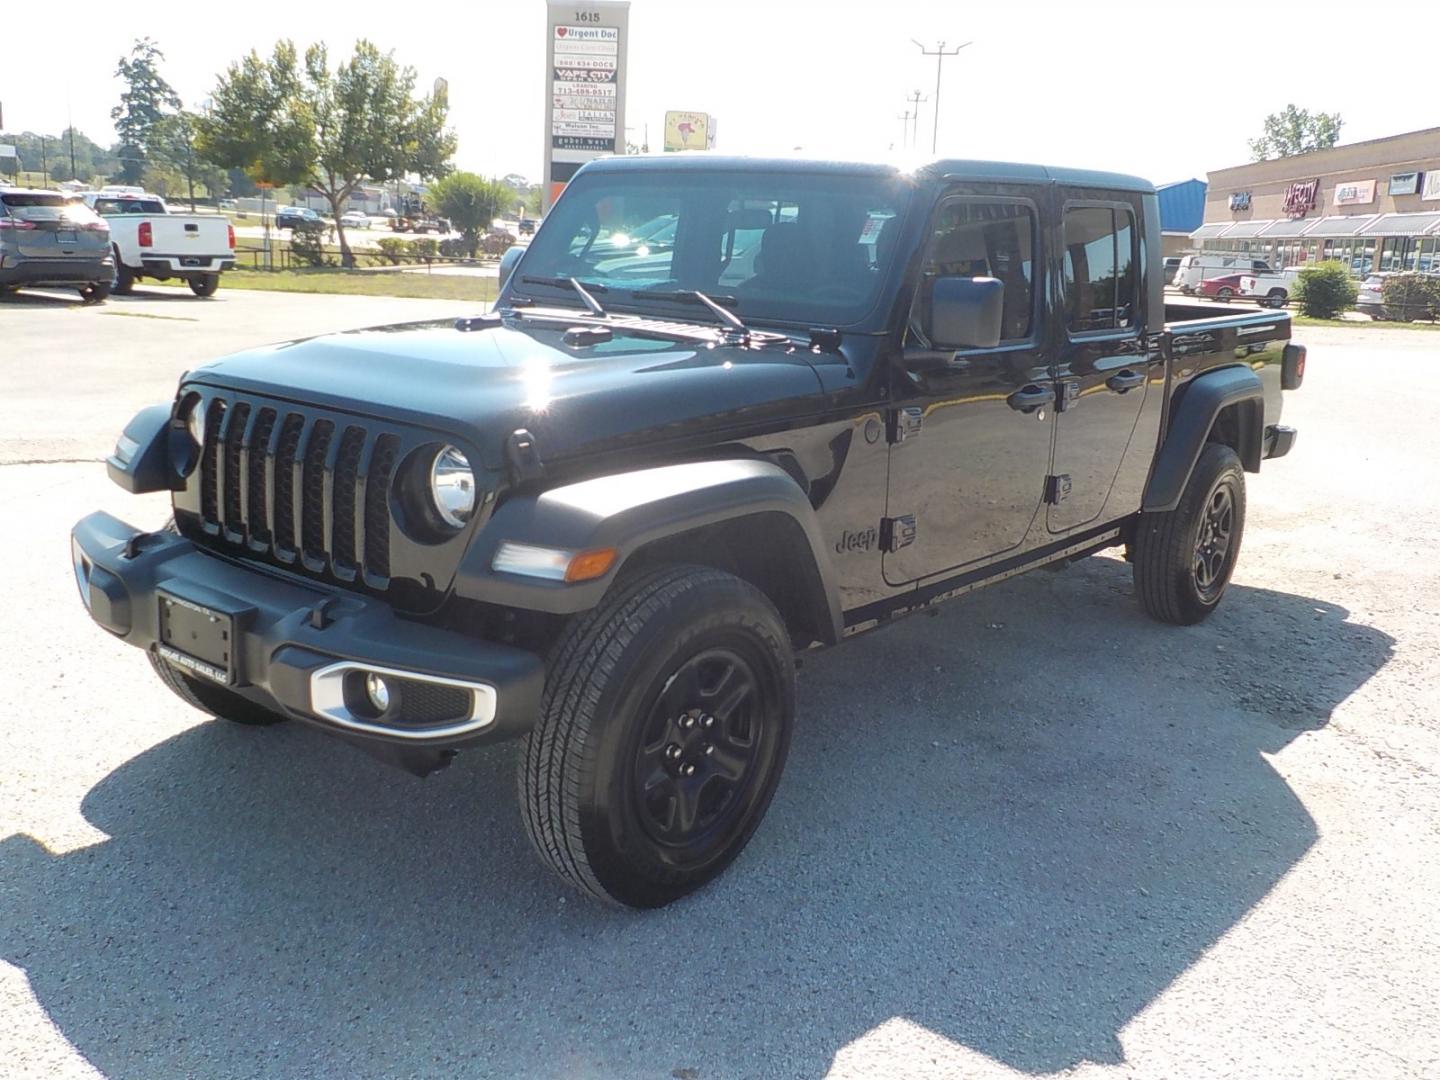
151 112 227 208
0 129 119 184
426 172 507 257
198 40 455 267
1293 261 1358 319
1249 105 1343 162
1379 272 1440 322
111 38 182 185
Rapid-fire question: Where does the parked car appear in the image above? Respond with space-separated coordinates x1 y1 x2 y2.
73 154 1305 908
340 210 371 230
1163 255 1181 283
276 206 324 231
1173 253 1273 294
88 192 235 297
517 218 536 236
1197 273 1247 301
1238 267 1300 309
0 188 113 302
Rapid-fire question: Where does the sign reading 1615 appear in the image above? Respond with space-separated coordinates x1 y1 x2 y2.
574 9 601 20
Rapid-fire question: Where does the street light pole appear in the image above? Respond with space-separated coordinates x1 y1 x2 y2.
911 39 972 154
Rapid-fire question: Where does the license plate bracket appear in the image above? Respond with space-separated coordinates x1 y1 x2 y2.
56 230 77 243
157 591 235 685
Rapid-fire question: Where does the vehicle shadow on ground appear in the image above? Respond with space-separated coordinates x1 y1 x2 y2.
0 556 1393 1078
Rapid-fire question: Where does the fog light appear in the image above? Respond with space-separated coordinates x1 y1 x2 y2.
364 672 392 713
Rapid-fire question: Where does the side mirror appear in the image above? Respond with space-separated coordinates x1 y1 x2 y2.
930 275 1004 350
498 245 526 290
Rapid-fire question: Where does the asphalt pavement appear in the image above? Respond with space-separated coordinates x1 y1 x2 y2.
1 294 1436 1079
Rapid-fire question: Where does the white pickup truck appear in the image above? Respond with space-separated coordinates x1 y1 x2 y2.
84 192 235 297
1239 267 1301 309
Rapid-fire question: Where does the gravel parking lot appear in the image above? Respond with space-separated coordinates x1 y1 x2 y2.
1 291 1436 1079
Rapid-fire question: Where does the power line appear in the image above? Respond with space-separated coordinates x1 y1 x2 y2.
911 39 972 154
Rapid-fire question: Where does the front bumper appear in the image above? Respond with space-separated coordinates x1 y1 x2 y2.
71 511 545 769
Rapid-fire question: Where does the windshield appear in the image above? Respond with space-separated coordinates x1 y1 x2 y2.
513 168 914 327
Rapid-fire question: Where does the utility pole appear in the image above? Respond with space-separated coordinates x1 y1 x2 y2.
896 110 914 150
906 89 929 149
911 39 972 153
41 136 49 188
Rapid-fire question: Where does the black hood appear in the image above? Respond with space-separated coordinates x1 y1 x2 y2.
185 316 829 472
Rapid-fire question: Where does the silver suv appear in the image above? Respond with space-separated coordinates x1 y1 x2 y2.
0 189 113 302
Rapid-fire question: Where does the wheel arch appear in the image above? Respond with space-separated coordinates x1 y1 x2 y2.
1144 365 1263 513
453 459 844 647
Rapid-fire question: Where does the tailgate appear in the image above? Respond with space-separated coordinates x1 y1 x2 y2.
146 215 230 255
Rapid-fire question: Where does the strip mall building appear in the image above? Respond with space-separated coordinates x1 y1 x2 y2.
1192 126 1440 276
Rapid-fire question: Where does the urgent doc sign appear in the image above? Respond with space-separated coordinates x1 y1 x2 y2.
544 2 630 211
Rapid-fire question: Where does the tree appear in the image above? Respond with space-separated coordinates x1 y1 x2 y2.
152 112 225 208
111 38 182 185
198 40 455 267
426 172 507 257
1249 105 1343 161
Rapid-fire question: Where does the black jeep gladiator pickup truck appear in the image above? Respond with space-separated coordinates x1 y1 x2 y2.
72 155 1304 907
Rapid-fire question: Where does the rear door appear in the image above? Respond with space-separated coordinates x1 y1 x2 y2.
1047 195 1158 533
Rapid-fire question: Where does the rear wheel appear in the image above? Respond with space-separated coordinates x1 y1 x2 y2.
189 273 219 297
148 649 288 726
1216 286 1234 302
111 249 136 295
519 565 794 908
1132 442 1246 625
79 282 110 305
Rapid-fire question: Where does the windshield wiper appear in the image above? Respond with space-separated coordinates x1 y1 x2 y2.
632 290 747 339
519 275 609 317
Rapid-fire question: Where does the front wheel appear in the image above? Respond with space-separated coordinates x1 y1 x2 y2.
1132 442 1247 625
1264 289 1288 309
189 273 219 297
519 565 795 908
1216 287 1234 302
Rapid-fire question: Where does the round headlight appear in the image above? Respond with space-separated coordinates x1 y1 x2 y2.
185 397 211 446
429 445 476 528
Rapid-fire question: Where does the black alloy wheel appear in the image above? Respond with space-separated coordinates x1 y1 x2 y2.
1192 483 1235 603
631 646 771 850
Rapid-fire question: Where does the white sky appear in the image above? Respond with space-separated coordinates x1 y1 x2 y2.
4 0 1438 185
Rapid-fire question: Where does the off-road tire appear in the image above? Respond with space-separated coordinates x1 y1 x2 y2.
1133 442 1247 625
519 565 795 908
148 649 289 725
189 273 219 297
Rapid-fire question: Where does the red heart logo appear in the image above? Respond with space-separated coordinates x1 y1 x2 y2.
556 26 567 36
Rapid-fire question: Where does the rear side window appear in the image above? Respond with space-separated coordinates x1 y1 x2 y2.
1063 205 1138 333
93 198 165 215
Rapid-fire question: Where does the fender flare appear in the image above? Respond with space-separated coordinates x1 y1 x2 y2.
454 459 844 642
1143 365 1264 513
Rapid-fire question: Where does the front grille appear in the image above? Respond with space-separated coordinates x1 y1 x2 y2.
194 396 398 584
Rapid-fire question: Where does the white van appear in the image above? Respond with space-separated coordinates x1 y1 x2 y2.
1173 253 1273 294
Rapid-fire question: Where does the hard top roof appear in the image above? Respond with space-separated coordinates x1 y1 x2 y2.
582 152 1155 194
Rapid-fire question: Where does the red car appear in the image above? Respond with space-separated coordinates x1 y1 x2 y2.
1198 273 1246 302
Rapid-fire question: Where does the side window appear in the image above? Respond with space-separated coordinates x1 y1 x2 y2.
1063 205 1138 333
916 200 1035 343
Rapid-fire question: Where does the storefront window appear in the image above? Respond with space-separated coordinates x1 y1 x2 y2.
1378 238 1408 272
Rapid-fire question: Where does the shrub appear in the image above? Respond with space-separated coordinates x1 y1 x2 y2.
1380 272 1440 322
1292 261 1357 319
287 222 332 268
375 236 413 266
438 237 468 258
480 230 517 257
410 237 439 261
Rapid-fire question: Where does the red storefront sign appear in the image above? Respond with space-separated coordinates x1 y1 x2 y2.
1283 179 1320 218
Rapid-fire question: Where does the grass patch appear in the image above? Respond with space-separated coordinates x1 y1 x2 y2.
1292 315 1440 331
150 269 497 303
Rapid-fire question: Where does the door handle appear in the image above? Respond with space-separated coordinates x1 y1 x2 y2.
1006 384 1055 414
1106 369 1145 393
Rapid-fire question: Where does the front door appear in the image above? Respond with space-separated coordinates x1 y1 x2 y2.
883 193 1054 586
1047 199 1152 533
